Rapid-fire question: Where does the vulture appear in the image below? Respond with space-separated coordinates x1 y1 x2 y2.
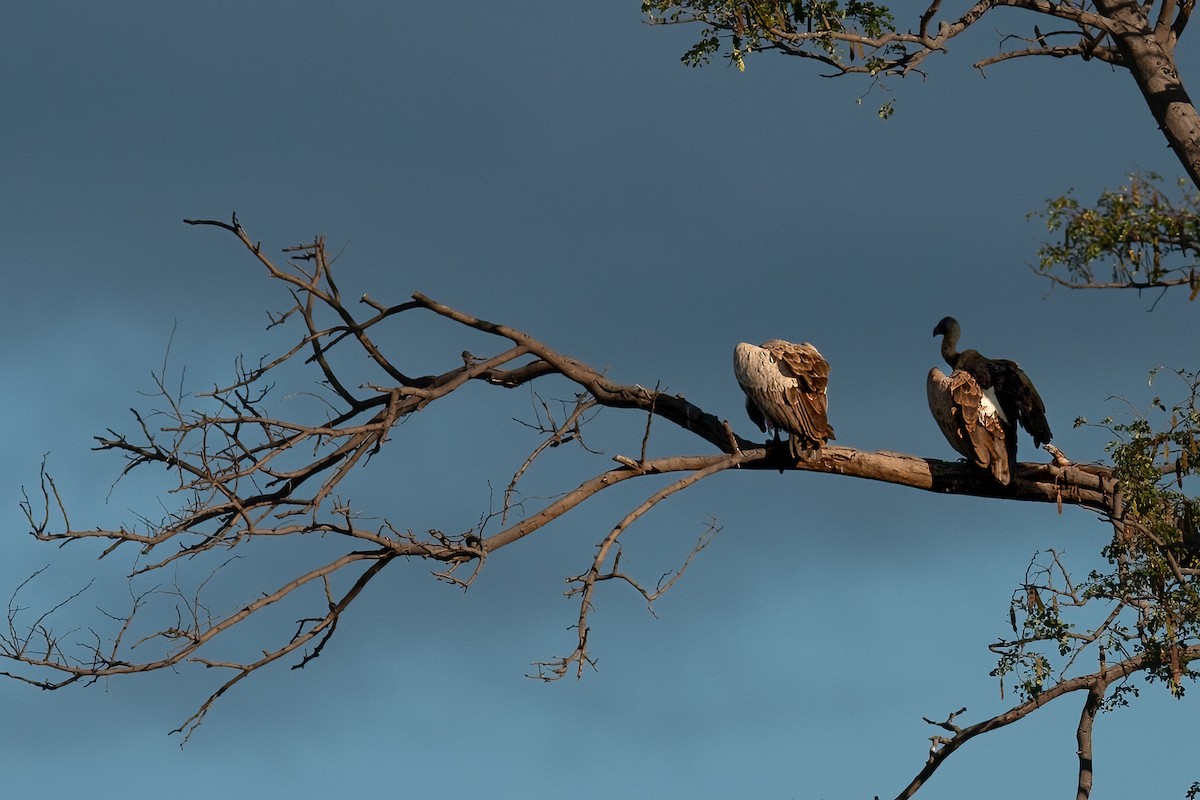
929 316 1053 482
926 366 1013 485
733 339 835 458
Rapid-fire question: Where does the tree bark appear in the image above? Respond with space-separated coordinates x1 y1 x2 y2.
1096 0 1200 188
1075 679 1105 799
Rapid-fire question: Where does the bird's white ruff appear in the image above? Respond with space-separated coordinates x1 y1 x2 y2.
980 385 1007 424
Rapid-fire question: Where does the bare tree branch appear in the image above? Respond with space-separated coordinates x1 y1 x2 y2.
0 218 1173 773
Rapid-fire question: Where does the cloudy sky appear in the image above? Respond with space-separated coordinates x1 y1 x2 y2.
2 3 1197 798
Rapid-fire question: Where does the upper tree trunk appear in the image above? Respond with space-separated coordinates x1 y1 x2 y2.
1096 0 1200 190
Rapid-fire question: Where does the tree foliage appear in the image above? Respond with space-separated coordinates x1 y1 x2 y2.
643 0 1200 185
1034 173 1200 300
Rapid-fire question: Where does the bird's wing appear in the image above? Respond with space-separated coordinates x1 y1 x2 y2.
765 341 835 443
927 367 1011 485
991 358 1053 446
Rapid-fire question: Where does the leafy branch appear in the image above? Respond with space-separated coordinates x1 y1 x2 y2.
642 1 1200 189
1033 173 1200 302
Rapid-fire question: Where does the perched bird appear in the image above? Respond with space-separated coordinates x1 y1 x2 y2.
733 339 835 459
927 366 1013 484
930 316 1052 478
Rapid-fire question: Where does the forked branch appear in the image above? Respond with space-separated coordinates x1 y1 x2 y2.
897 647 1200 800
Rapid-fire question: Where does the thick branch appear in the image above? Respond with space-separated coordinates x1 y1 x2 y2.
1075 674 1107 800
1091 0 1200 188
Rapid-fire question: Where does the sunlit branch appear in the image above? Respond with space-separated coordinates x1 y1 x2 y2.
171 550 396 744
1038 272 1196 293
648 0 1121 78
535 454 748 680
975 39 1119 68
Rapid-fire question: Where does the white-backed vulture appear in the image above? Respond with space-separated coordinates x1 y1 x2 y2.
733 339 834 458
932 316 1053 452
927 366 1013 485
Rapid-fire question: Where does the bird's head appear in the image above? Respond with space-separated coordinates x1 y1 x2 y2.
932 316 960 339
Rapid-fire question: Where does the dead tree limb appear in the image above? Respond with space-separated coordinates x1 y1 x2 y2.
0 217 1129 751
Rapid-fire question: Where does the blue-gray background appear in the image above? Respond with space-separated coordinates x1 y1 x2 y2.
2 3 1196 797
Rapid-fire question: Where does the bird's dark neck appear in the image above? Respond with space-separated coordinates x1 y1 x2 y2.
939 334 960 368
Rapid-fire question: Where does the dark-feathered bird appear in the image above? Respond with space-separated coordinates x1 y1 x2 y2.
733 339 834 458
930 317 1052 479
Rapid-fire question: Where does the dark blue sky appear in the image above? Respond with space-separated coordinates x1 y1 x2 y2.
2 3 1197 797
